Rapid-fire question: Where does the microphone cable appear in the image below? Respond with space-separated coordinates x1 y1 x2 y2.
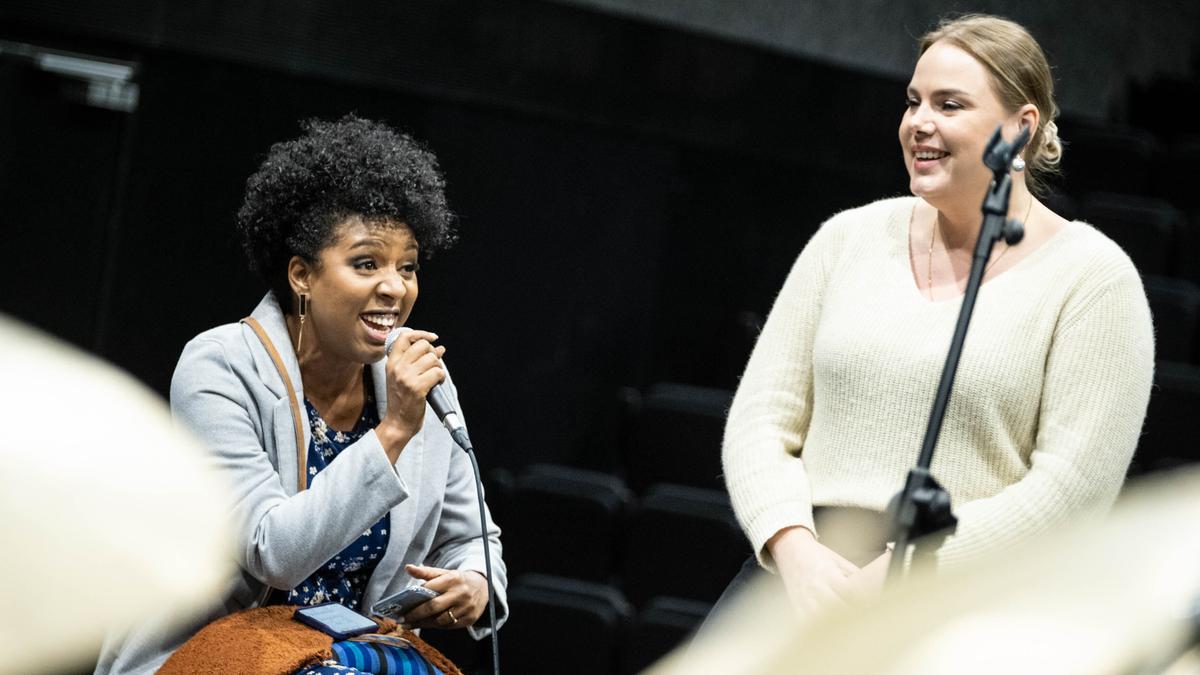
459 436 501 675
384 329 500 672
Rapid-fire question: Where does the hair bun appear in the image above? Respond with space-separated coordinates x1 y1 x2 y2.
1041 120 1063 165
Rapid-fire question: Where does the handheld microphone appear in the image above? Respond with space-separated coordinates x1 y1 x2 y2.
384 328 472 451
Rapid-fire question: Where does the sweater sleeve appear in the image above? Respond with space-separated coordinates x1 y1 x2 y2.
722 217 846 570
936 261 1155 566
171 336 408 590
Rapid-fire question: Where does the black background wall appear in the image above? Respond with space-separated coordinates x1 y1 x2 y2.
551 0 1200 121
0 0 907 474
3 0 1192 476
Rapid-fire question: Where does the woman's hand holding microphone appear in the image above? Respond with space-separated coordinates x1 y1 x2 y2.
375 329 445 463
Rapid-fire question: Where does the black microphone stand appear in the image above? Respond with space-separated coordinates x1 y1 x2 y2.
886 123 1031 580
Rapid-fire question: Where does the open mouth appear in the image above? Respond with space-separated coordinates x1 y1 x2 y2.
360 312 397 343
914 150 949 162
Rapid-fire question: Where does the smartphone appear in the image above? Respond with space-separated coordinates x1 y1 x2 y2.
293 602 378 640
371 585 440 620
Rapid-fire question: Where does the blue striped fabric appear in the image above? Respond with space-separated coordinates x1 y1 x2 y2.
294 637 444 674
326 639 443 675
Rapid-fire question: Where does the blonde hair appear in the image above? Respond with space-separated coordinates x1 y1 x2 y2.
920 14 1063 195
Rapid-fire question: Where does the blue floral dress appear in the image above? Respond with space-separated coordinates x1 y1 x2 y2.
286 380 445 674
286 389 390 610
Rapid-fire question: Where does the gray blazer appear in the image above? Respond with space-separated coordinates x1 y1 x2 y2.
96 295 507 674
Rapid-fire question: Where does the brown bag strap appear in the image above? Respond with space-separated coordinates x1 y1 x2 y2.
242 316 308 493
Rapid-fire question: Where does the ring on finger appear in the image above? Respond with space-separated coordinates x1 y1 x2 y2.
446 609 457 625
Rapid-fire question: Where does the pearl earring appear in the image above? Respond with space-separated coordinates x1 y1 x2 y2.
1012 156 1026 172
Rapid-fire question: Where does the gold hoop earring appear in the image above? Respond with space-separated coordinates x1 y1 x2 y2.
295 293 309 354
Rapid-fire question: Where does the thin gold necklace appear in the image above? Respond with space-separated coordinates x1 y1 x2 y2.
927 198 1033 300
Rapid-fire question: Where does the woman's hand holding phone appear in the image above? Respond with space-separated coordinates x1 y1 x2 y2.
399 564 489 629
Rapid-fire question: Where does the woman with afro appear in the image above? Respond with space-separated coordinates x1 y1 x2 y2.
97 115 506 674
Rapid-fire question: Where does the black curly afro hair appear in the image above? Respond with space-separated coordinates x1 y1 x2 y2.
236 114 457 313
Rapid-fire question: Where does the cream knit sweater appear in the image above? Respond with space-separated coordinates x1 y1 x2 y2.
723 196 1155 569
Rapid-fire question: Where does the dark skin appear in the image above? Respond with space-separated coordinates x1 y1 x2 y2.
285 215 489 628
402 564 489 629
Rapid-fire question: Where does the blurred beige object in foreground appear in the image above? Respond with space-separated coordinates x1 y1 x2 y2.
650 469 1200 675
0 315 234 674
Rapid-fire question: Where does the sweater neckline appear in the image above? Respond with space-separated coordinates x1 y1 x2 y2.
892 197 1078 306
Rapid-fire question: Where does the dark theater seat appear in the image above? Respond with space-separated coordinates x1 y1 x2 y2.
1060 124 1160 198
1143 276 1200 365
1134 362 1200 474
620 596 711 674
1155 136 1200 211
503 574 632 675
1082 192 1182 277
621 483 748 608
624 383 732 494
503 464 632 583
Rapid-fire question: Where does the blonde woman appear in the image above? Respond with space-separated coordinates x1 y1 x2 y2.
718 15 1153 618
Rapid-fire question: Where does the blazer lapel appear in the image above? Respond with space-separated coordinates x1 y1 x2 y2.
246 294 311 492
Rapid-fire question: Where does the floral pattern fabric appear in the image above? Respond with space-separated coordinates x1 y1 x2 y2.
286 381 390 611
